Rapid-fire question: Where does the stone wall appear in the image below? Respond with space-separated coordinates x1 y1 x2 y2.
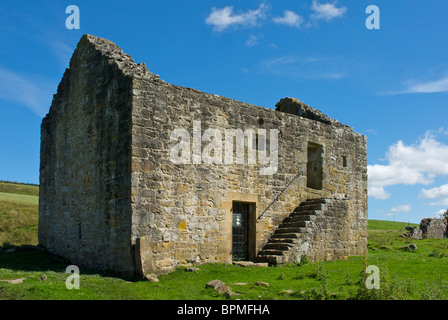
420 218 447 239
306 199 355 262
130 59 368 274
39 35 139 278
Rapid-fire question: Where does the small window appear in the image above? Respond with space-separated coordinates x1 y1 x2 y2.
342 156 348 167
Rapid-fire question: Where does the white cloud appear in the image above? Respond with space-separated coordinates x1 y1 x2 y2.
0 65 54 117
420 184 448 206
368 186 391 200
420 184 448 199
310 0 347 22
434 209 447 219
383 204 411 219
404 75 448 94
246 34 263 47
368 132 448 194
385 75 448 95
260 54 345 79
273 10 304 28
205 3 270 32
391 204 411 213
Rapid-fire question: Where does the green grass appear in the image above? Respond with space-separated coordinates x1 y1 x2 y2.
0 182 447 300
1 243 447 300
0 182 39 197
367 219 419 250
0 182 39 247
0 192 38 205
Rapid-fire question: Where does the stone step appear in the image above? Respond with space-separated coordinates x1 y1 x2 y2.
258 249 284 256
295 203 325 211
267 238 298 244
290 210 322 217
303 198 327 205
257 198 329 265
275 227 303 234
292 208 319 214
256 255 282 264
279 221 307 229
283 215 315 223
271 232 300 239
263 243 293 251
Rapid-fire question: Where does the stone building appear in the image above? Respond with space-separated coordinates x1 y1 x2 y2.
38 35 368 279
419 218 447 239
404 218 447 240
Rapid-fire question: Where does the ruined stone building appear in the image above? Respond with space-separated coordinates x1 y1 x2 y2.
406 218 448 240
38 35 368 279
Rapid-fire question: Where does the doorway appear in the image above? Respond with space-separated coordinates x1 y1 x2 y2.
307 142 323 190
232 202 255 261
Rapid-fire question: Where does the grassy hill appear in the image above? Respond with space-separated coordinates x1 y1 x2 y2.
0 181 39 197
0 181 447 300
0 182 39 247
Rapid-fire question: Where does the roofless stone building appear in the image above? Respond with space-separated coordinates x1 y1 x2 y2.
39 35 368 279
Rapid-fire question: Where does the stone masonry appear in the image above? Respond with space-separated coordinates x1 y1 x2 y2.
39 35 368 279
419 218 447 239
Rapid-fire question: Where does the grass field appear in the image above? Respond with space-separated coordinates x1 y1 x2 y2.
0 182 447 300
0 182 39 247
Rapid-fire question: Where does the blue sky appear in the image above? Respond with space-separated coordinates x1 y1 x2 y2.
0 1 447 223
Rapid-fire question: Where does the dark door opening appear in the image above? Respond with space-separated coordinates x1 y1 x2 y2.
307 142 323 190
232 202 254 261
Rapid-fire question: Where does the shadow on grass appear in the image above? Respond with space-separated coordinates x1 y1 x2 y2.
0 245 115 278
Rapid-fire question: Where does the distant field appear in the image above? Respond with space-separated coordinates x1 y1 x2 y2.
368 219 418 230
0 182 39 246
367 219 419 249
0 181 447 300
0 192 38 206
0 182 39 196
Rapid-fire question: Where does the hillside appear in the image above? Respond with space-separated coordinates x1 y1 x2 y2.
0 182 39 246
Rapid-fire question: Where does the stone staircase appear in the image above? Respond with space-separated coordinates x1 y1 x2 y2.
256 198 328 264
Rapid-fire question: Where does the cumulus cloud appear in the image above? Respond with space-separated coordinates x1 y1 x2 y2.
206 2 348 33
420 184 448 206
205 3 270 32
368 131 448 199
310 0 347 22
420 184 448 199
273 10 304 28
368 187 391 200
